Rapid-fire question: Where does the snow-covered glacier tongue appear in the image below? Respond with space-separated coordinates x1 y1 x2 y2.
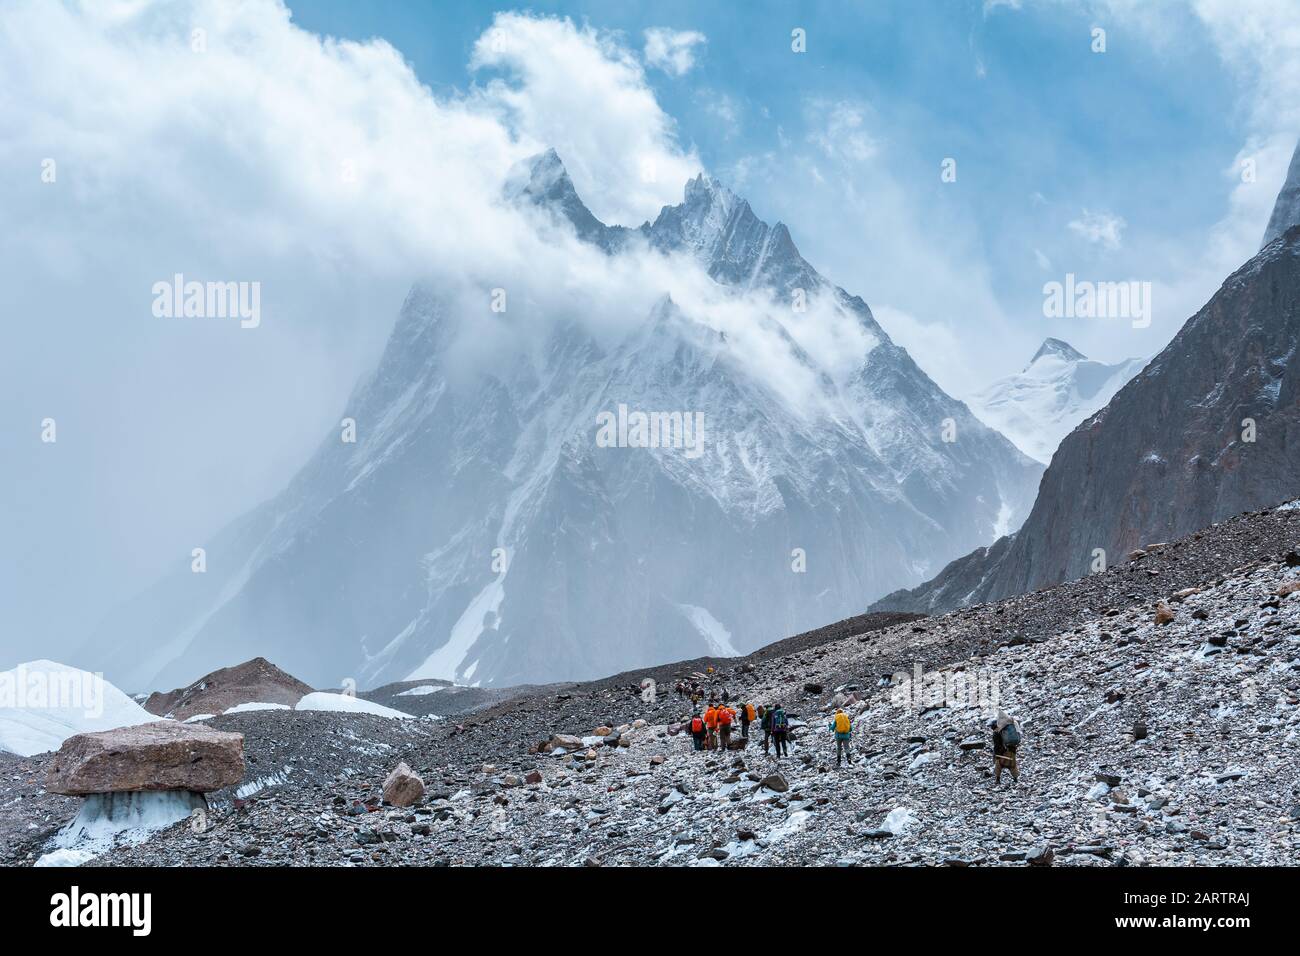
84 151 1042 691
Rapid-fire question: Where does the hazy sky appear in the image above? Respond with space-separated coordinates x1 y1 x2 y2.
2 0 1298 668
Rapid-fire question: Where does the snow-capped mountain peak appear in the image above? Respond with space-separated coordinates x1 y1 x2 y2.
1028 336 1086 366
969 338 1145 464
84 155 1042 691
509 148 618 248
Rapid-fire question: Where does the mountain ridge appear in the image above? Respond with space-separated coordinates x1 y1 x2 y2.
83 151 1042 691
877 212 1300 615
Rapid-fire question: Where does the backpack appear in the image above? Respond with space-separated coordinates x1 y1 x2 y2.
834 712 850 734
691 717 704 734
719 708 733 727
772 710 787 731
1000 722 1022 748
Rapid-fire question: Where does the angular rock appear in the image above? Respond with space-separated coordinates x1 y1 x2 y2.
383 762 425 807
545 734 584 753
1026 846 1055 866
45 721 244 795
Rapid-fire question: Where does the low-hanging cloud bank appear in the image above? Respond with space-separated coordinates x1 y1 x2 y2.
0 0 883 664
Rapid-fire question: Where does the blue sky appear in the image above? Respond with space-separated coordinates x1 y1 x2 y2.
286 0 1289 385
1 0 1297 665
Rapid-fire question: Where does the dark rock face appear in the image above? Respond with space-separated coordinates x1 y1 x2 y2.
145 657 313 721
45 722 244 795
874 534 1016 615
877 223 1300 614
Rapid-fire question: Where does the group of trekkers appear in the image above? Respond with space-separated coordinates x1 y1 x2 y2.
679 683 1026 782
683 699 794 758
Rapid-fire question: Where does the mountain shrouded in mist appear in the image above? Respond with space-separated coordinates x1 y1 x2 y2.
84 152 1042 690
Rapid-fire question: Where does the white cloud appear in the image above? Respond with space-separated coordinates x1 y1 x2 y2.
473 14 701 224
806 99 878 164
0 0 708 657
872 306 971 399
643 27 706 77
1091 0 1300 250
725 127 1023 399
1068 209 1127 250
699 89 741 137
0 0 883 662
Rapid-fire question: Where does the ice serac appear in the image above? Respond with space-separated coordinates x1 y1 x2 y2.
875 213 1300 615
1262 138 1300 249
968 338 1146 463
84 151 1042 690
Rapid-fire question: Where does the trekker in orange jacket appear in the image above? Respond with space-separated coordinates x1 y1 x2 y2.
717 704 735 750
703 704 719 750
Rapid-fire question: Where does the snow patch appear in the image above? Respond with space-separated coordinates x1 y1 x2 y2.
677 604 741 657
223 701 290 714
406 574 505 683
0 660 157 757
236 767 292 798
295 692 411 719
882 807 917 835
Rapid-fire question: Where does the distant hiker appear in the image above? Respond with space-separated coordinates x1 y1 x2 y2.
829 707 852 767
721 688 730 704
739 701 754 738
704 703 720 750
689 711 706 751
718 703 734 750
770 704 789 758
992 710 1023 784
758 705 772 754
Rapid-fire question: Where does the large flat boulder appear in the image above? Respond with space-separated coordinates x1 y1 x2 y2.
45 721 244 795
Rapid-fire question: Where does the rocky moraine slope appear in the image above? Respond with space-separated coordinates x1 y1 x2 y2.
4 502 1299 867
